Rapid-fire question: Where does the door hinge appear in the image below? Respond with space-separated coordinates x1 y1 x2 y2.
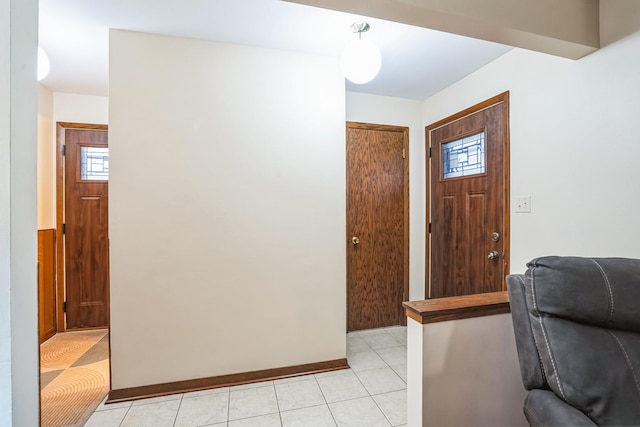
62 223 66 234
63 302 67 312
402 148 406 159
428 147 432 158
62 145 66 156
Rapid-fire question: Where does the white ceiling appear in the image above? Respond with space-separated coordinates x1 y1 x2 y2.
38 0 512 101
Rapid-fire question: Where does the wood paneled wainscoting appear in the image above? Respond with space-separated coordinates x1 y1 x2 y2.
38 229 57 343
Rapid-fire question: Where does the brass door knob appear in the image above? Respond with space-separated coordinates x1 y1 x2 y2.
352 236 360 245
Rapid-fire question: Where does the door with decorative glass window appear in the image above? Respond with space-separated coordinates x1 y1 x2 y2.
63 126 110 328
426 93 509 298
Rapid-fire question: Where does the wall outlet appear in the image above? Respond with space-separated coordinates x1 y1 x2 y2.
515 196 531 213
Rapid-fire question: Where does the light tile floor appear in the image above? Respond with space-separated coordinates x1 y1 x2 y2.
86 326 407 427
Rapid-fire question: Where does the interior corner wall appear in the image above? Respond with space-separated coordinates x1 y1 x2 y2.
37 84 54 229
345 92 426 301
109 29 346 389
422 24 640 272
1 0 39 424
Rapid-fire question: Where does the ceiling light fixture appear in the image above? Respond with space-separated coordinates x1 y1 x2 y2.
38 47 50 81
340 22 381 85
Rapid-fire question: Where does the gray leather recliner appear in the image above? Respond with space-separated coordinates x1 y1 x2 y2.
506 256 640 426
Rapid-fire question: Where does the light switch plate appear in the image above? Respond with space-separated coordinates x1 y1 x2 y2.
516 196 531 213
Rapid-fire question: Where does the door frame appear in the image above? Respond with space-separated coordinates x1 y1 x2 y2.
346 121 410 328
55 122 109 331
424 92 510 298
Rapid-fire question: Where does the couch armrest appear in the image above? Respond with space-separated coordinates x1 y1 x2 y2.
506 274 547 390
525 389 596 426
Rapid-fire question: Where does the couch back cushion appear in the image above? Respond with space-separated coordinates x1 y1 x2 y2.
526 256 640 425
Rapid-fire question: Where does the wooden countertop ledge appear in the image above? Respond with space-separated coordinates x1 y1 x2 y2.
403 291 510 324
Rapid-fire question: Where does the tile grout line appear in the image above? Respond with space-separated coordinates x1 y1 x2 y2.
376 333 402 427
313 375 339 426
272 382 284 427
228 382 280 425
370 389 395 427
117 403 131 427
226 385 231 425
171 394 184 427
353 328 405 427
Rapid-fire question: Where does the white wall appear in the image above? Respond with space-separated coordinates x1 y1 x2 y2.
37 84 54 229
109 30 346 388
0 0 12 421
53 92 108 125
415 314 527 426
407 320 424 427
33 91 109 231
423 27 640 273
346 92 426 300
0 0 39 424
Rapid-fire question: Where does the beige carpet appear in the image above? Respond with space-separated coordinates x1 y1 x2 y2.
41 329 110 427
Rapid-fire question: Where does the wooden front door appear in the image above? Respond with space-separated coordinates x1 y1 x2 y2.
346 122 409 331
63 126 110 328
427 93 509 298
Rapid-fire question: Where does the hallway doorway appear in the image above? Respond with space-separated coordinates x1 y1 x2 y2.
39 121 111 426
40 329 110 426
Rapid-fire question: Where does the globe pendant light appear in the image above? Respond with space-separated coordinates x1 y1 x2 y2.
340 22 381 84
